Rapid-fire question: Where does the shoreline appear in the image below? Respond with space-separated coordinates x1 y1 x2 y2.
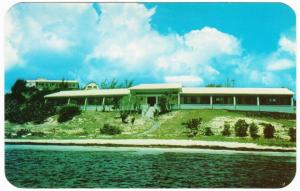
5 139 296 152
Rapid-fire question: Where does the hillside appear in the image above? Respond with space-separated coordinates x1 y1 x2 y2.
5 109 296 147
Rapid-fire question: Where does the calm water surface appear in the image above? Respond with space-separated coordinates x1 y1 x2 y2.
5 144 296 188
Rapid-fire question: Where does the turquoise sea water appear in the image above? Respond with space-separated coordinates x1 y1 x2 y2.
5 144 296 188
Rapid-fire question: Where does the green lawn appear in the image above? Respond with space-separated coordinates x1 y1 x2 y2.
5 109 296 147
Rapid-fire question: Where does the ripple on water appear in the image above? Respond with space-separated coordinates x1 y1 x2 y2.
5 144 296 188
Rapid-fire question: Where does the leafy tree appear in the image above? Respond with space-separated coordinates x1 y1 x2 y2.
263 123 275 139
288 128 296 142
221 122 231 136
249 122 259 139
11 79 27 103
123 79 134 88
158 93 176 114
184 118 202 137
204 127 214 136
234 119 249 137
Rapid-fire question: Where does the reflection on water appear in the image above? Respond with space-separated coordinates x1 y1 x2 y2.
5 144 296 188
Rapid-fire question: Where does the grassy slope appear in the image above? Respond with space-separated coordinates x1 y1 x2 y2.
5 109 296 147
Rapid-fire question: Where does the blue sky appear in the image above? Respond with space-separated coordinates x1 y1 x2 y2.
5 3 296 92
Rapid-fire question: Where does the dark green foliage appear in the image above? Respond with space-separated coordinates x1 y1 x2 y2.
100 78 134 89
184 118 202 137
158 95 169 114
16 129 31 137
112 97 122 110
11 79 27 103
249 123 259 139
234 119 249 137
100 124 122 135
222 122 231 136
120 111 130 123
205 83 223 87
57 104 81 123
31 131 46 137
158 93 176 114
5 79 56 124
262 123 275 139
288 128 296 142
131 117 135 125
154 109 159 118
204 127 214 136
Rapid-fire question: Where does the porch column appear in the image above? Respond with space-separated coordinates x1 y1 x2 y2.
291 96 294 108
156 96 158 105
44 99 48 104
67 98 70 105
257 96 260 111
233 96 236 109
102 97 105 110
84 97 88 111
210 96 213 109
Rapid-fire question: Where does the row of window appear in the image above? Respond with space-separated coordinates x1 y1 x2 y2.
48 95 292 106
180 96 292 105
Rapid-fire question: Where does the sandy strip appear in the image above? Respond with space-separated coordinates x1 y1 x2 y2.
5 139 296 152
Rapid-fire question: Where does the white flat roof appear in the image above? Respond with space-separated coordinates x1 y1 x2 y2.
45 89 130 98
129 83 182 90
181 87 294 95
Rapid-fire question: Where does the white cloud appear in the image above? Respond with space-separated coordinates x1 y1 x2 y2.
184 27 240 55
86 4 241 84
266 58 294 71
4 3 97 71
164 75 203 86
279 36 296 55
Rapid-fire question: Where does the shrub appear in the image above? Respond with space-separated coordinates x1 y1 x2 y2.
158 95 169 114
204 127 214 136
249 122 259 139
234 119 249 137
221 122 231 136
57 104 81 123
31 131 46 137
184 118 202 137
100 124 122 135
131 117 135 125
263 123 275 139
288 128 296 142
16 129 31 137
120 111 130 123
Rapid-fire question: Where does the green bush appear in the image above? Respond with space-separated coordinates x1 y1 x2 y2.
249 122 259 139
16 129 31 137
221 122 231 136
184 118 202 137
31 131 46 137
204 127 214 136
263 123 275 139
100 124 122 135
288 128 296 142
120 111 130 123
158 95 169 114
234 119 249 137
57 104 81 123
